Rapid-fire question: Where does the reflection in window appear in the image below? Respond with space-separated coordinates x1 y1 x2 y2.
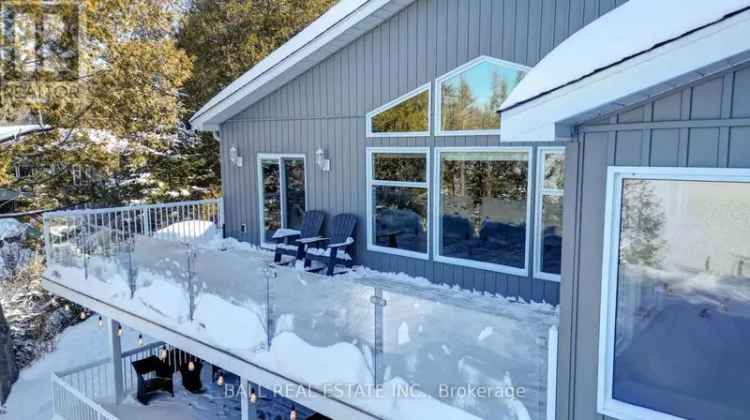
283 158 306 230
368 85 430 136
611 178 750 420
261 159 281 242
368 151 429 256
437 150 529 270
438 57 527 134
537 150 565 277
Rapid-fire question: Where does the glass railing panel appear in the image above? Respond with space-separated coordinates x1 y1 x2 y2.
192 246 270 357
45 214 87 271
266 265 377 389
381 284 554 420
128 234 191 326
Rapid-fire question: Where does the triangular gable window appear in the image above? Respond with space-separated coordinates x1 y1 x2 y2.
436 56 529 136
366 84 430 137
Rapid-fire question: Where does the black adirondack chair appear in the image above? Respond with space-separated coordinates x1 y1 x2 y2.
272 210 325 264
301 213 358 276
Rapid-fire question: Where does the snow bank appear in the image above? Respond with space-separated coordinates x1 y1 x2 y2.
3 319 148 420
155 220 220 242
502 0 750 110
0 219 27 241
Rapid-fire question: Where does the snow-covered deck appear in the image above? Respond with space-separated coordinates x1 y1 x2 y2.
41 201 559 420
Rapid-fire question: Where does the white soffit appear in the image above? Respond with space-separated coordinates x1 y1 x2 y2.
190 0 415 132
500 7 750 142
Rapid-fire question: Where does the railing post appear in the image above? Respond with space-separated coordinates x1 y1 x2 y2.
240 377 258 420
263 264 277 350
371 288 387 387
186 244 197 321
142 208 152 237
218 197 226 238
43 213 52 263
546 325 559 420
107 318 125 404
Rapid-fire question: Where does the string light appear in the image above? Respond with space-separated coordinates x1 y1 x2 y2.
97 316 103 327
116 324 124 337
249 388 257 404
217 372 225 386
137 334 144 347
80 311 87 320
159 346 168 361
290 406 297 420
188 361 195 372
64 304 71 312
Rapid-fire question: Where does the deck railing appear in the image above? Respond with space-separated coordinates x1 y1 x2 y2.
52 342 165 420
43 199 559 420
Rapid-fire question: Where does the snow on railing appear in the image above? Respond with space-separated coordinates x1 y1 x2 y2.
52 342 166 420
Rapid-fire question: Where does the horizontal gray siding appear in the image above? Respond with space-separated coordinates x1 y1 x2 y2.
558 64 750 420
220 0 627 305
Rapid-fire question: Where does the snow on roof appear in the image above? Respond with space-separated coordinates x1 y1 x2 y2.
501 0 750 111
0 124 51 143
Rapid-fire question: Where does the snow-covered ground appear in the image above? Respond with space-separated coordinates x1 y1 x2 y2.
2 319 145 419
43 227 558 420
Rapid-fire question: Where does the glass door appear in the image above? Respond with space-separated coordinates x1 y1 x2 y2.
258 154 306 246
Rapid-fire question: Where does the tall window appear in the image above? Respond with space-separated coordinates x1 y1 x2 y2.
433 148 531 274
257 154 306 247
535 148 565 281
599 167 750 420
435 56 528 136
366 84 431 137
367 148 429 259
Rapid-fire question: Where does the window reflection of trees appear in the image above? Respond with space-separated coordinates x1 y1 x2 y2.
371 91 429 133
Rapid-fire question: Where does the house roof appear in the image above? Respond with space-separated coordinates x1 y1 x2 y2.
190 0 415 133
0 124 51 144
501 0 750 112
499 0 750 142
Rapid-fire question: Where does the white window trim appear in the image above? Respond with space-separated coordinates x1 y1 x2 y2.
366 147 430 260
432 146 532 276
256 153 308 249
365 83 432 138
434 56 531 137
597 166 750 420
533 147 565 282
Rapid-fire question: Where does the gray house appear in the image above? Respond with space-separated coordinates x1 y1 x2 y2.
37 1 750 420
190 0 750 419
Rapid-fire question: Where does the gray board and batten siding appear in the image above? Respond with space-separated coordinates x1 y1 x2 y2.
557 63 750 420
219 0 629 305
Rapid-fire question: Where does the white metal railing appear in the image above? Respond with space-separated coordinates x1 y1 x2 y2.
43 198 223 264
52 342 166 420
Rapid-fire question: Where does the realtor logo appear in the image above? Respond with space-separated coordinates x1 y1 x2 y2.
0 1 80 82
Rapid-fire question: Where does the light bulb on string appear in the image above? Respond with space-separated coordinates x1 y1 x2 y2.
159 346 168 361
249 388 257 404
290 406 297 420
137 334 144 347
64 304 71 312
188 361 195 372
97 316 103 327
80 311 87 320
217 373 225 386
116 324 123 337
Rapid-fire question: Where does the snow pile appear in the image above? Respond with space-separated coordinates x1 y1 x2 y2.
2 319 148 419
154 220 221 242
502 0 750 110
0 219 27 242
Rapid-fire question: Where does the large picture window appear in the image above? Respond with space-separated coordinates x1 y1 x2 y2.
534 148 565 281
366 84 431 137
433 148 531 274
257 154 306 247
435 56 528 136
366 148 429 259
598 167 750 420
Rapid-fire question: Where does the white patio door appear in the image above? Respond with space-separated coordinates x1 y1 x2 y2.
257 154 306 247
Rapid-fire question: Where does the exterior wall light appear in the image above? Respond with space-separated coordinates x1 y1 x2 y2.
229 146 243 167
315 148 330 172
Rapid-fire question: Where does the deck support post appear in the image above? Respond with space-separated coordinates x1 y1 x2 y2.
107 318 125 404
241 377 258 420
